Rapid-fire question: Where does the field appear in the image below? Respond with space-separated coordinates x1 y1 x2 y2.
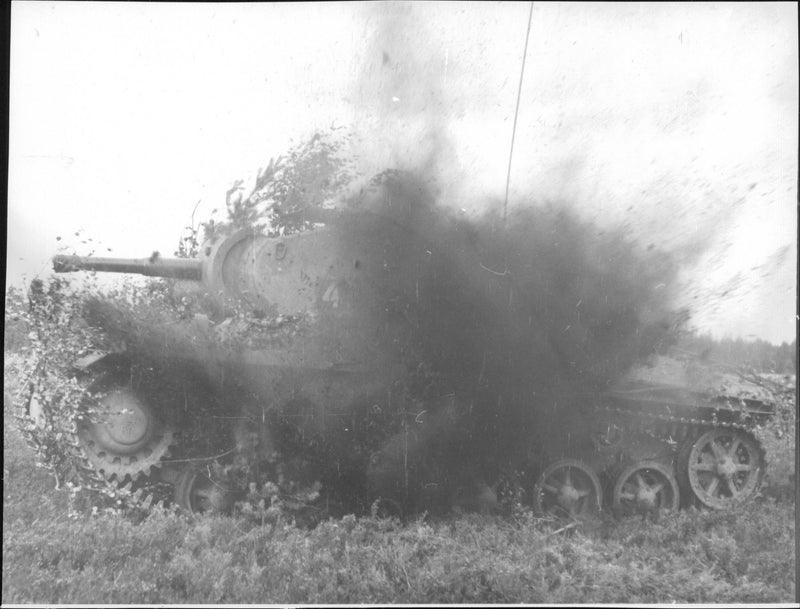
3 355 796 604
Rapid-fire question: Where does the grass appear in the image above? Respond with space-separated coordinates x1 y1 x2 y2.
3 354 796 604
3 427 796 603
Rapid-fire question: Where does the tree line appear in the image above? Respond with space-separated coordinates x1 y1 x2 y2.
675 331 796 375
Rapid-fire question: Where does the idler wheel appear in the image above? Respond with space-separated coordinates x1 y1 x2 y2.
77 382 173 482
173 467 236 514
685 429 764 509
533 458 603 521
612 460 680 516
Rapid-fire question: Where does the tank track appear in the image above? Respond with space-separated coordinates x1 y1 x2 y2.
591 400 767 468
592 401 767 457
594 403 762 433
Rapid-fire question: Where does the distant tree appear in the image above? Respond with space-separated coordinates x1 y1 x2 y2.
4 287 31 353
675 331 796 374
775 341 797 374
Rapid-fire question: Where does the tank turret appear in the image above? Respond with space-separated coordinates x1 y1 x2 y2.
53 224 380 319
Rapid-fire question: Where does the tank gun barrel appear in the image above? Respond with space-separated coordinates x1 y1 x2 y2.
52 255 203 280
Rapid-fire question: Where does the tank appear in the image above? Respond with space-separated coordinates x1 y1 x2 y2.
45 208 515 517
528 353 777 520
39 206 778 520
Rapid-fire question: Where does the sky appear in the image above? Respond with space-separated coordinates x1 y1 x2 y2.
7 1 798 345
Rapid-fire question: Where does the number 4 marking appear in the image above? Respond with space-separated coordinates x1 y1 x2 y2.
322 283 340 308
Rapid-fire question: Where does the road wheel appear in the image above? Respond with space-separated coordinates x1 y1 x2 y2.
533 458 603 521
173 467 236 514
612 460 680 517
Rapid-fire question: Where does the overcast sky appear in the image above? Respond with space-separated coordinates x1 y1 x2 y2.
8 1 798 344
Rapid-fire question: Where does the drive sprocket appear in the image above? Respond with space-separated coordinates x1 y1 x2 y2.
75 371 175 483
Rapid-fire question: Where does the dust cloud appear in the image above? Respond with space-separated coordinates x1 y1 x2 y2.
337 170 684 512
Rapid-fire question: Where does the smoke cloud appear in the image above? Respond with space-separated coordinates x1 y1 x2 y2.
340 171 683 511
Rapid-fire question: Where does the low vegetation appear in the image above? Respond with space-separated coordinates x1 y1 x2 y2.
3 362 795 604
